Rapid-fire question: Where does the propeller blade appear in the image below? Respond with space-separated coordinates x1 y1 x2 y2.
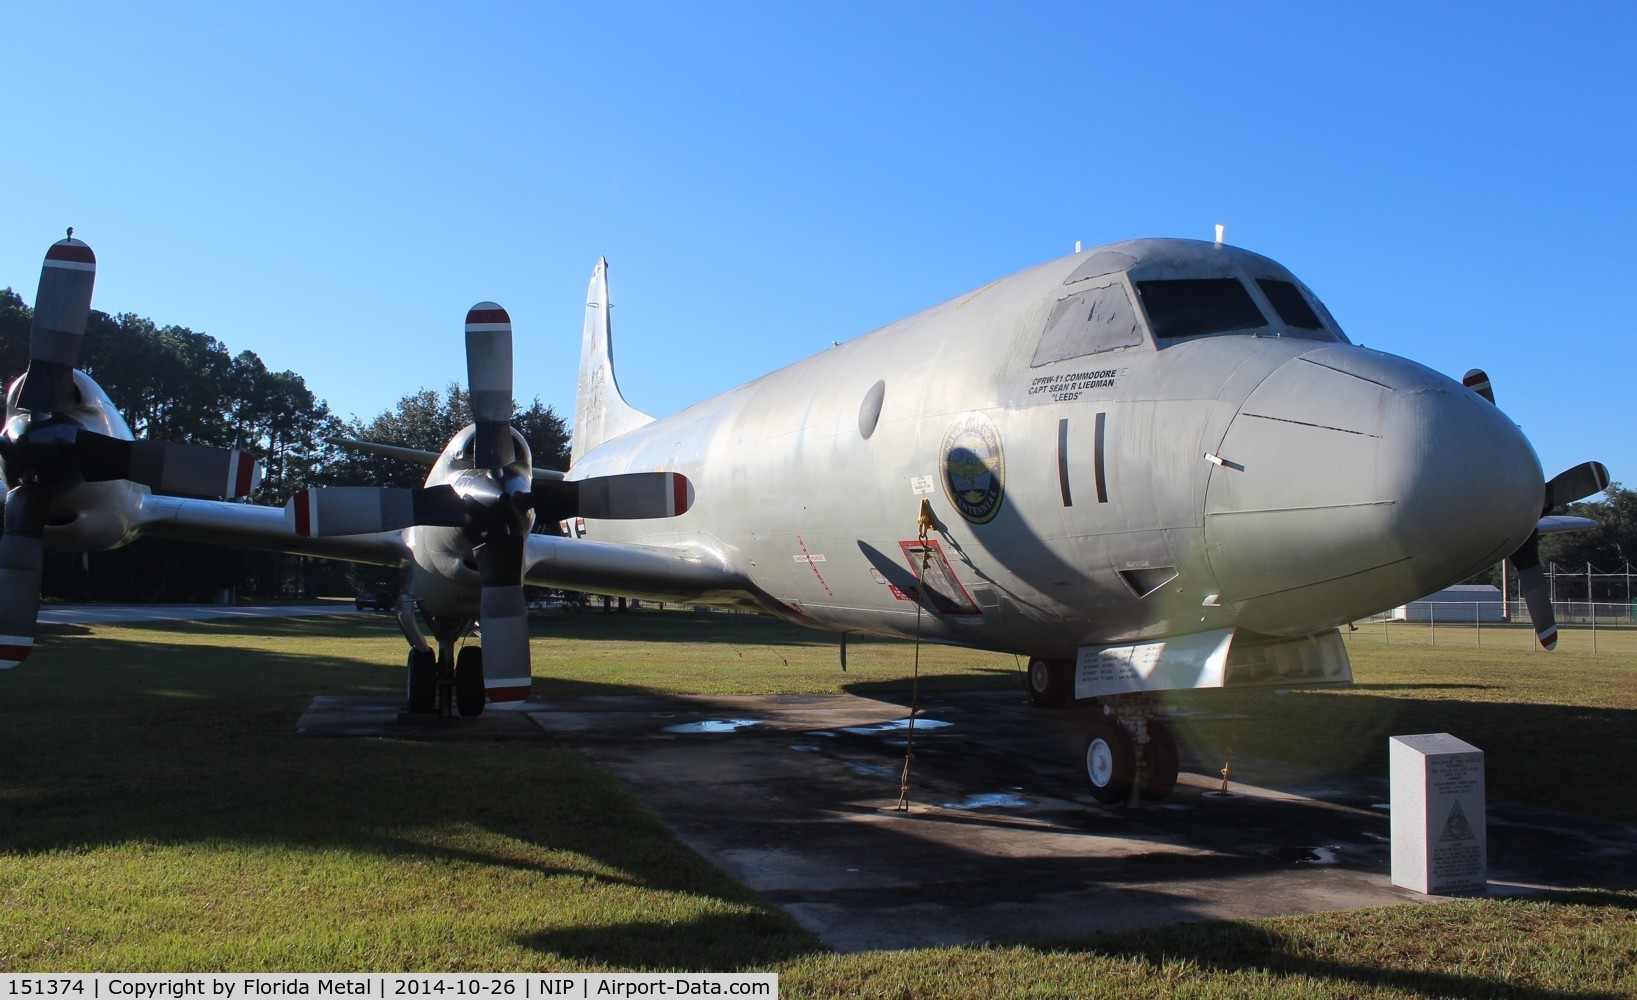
74 432 263 498
465 302 515 468
284 484 466 537
1544 461 1610 511
475 533 530 707
19 237 97 413
1508 532 1558 651
0 484 48 669
1517 564 1558 651
532 471 693 522
1461 368 1495 405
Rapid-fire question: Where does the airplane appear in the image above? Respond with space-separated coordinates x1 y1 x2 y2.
2 232 1608 806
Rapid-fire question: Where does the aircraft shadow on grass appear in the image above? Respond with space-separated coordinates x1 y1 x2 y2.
4 622 1635 971
1057 917 1635 1000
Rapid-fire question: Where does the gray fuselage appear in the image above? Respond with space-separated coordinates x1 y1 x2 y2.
568 239 1542 659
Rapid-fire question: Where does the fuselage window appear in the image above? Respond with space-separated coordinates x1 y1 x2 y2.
1134 278 1267 340
1031 281 1144 367
1256 278 1325 331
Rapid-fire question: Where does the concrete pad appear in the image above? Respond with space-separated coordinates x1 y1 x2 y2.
302 688 1637 951
297 695 546 739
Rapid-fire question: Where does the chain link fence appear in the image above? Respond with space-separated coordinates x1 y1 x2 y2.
1353 600 1637 654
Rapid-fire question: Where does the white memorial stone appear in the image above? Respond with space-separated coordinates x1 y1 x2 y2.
1389 733 1486 894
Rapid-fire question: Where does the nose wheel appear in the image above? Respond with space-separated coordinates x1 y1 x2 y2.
1083 722 1135 803
454 646 486 718
397 599 488 719
406 648 436 713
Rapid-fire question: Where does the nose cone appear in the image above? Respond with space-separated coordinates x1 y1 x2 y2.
1205 347 1542 636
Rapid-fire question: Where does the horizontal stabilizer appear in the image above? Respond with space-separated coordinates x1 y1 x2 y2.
325 437 441 467
1538 515 1598 535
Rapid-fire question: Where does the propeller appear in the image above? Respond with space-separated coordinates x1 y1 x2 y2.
0 234 264 668
1464 368 1607 649
1511 460 1609 651
283 301 694 707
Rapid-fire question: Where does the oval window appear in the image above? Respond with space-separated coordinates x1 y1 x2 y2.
858 380 886 439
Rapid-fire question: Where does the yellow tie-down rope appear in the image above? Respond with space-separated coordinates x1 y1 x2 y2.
896 498 938 812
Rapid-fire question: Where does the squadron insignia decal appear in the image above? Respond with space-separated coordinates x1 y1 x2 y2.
941 411 1005 524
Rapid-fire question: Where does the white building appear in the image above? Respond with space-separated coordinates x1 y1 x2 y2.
1390 584 1505 623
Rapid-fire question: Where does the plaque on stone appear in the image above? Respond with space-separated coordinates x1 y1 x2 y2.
1389 733 1486 894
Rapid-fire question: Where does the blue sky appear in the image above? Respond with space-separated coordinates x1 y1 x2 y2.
4 2 1634 487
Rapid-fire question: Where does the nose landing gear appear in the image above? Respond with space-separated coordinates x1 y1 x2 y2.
397 596 487 719
1079 696 1180 805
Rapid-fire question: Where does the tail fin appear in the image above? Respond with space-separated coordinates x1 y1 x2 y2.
572 257 653 465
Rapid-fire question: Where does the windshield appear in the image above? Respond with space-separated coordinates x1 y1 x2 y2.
1134 278 1267 340
1256 278 1324 330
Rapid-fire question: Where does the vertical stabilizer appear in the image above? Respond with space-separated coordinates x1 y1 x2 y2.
572 257 654 465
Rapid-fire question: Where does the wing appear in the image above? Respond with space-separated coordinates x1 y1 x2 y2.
523 533 752 605
134 494 412 568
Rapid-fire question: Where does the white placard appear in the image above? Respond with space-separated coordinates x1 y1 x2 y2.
1073 628 1234 698
1389 733 1486 894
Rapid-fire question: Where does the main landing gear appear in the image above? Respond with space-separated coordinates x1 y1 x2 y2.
1025 657 1075 708
399 600 487 719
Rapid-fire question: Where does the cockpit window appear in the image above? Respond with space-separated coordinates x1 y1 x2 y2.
1032 282 1144 367
1134 278 1267 340
1256 278 1324 331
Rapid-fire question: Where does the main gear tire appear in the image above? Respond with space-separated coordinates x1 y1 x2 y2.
455 645 486 718
1026 658 1075 708
406 648 436 713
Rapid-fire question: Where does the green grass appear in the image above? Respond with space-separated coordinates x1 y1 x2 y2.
1168 624 1637 824
2 609 1635 995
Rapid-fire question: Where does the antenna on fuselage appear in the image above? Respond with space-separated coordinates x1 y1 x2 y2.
1074 240 1082 253
1214 224 1225 246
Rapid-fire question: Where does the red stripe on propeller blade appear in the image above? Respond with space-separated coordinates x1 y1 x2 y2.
486 684 531 702
232 454 257 498
465 307 511 326
671 473 691 515
293 491 313 537
44 241 96 266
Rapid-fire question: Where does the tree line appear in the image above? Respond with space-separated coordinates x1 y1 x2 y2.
0 287 568 602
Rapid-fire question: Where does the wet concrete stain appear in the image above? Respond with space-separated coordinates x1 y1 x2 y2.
663 719 762 734
302 689 1637 952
